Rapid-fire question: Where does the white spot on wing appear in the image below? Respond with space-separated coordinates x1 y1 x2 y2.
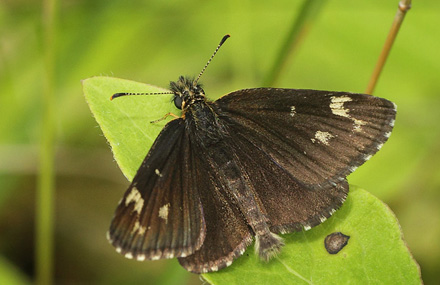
159 203 170 224
151 255 161 261
125 187 144 214
315 131 334 145
353 118 366 132
303 225 312 231
132 220 147 235
155 168 163 177
389 119 395 127
330 96 370 132
125 252 133 259
330 96 352 118
290 106 296 117
162 252 170 259
136 254 146 261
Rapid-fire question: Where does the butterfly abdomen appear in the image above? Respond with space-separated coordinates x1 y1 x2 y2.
200 131 285 261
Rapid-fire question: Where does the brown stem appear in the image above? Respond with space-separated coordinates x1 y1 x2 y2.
365 0 412 95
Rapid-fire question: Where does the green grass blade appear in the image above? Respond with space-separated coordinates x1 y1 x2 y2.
263 0 328 86
35 0 57 284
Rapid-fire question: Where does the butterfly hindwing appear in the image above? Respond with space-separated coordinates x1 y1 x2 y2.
178 139 253 273
216 88 396 190
108 119 206 261
228 129 349 233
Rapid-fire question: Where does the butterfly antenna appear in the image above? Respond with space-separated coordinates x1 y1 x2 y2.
110 91 174 100
194 34 230 85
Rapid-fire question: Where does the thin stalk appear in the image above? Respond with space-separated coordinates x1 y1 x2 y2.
36 0 57 284
365 0 412 95
263 0 328 86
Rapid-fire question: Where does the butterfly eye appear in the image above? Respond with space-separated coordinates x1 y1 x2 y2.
174 95 183 109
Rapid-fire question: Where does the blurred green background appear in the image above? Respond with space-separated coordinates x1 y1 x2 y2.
1 0 439 284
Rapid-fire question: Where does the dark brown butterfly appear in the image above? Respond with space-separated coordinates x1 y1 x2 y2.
107 35 396 273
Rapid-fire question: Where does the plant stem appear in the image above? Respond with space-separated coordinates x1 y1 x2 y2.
365 0 412 95
36 0 57 284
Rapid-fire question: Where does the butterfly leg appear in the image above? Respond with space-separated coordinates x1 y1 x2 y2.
150 112 180 123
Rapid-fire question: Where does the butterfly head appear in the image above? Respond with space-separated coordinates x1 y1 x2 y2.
170 76 205 111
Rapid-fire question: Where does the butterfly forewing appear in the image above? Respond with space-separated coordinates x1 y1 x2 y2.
216 88 396 189
108 119 206 261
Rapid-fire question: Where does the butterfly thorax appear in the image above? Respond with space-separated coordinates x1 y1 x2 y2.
170 76 226 147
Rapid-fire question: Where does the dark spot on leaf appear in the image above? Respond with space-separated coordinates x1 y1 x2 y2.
324 232 350 254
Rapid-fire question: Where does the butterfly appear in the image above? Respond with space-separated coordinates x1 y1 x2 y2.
106 35 396 273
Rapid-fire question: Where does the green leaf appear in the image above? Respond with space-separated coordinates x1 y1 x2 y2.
203 186 421 284
82 76 179 181
83 76 421 284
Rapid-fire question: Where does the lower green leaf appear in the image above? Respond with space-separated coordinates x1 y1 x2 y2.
202 186 421 285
